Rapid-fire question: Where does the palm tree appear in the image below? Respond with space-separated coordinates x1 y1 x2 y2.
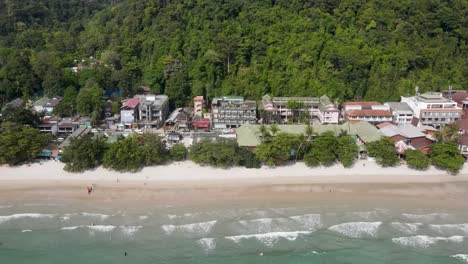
270 124 279 137
435 123 459 143
259 124 272 143
305 124 315 141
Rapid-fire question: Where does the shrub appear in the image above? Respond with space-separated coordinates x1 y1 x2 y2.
405 149 430 170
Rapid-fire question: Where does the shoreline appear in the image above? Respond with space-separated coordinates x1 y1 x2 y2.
1 160 468 210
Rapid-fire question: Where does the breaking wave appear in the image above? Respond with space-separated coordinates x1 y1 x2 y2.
451 254 468 262
429 224 468 236
161 220 217 236
197 238 216 251
402 213 452 223
226 231 311 247
390 222 423 235
328 222 382 238
392 235 464 249
289 214 322 230
0 213 55 224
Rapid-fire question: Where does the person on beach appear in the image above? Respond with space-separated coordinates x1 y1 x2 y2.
87 186 93 195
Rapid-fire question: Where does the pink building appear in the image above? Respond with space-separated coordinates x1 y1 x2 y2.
193 96 205 117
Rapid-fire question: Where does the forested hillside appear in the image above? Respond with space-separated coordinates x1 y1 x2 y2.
1 0 467 107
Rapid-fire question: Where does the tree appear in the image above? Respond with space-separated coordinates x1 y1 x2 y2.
270 124 279 137
103 136 143 172
435 123 459 143
76 85 105 123
171 143 188 161
61 135 108 172
305 124 315 141
366 137 399 167
306 131 337 167
258 124 272 143
0 122 49 165
53 86 78 117
139 134 169 166
405 150 431 170
1 104 40 127
337 134 359 167
255 133 303 166
189 139 243 167
430 142 464 174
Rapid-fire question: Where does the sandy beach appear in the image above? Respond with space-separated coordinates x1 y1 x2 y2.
1 160 468 210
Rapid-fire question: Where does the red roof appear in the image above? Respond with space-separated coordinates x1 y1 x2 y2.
457 118 468 131
345 110 392 117
341 101 381 108
122 98 140 109
451 91 468 103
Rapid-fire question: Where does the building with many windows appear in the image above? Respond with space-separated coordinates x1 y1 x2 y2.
384 102 414 126
341 102 393 124
260 94 339 124
135 94 170 128
211 96 257 129
401 92 462 128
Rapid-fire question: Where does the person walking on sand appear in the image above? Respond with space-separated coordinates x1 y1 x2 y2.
87 186 93 195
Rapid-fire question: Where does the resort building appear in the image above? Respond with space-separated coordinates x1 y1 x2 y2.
33 96 62 113
193 96 205 117
449 91 468 118
120 98 140 128
378 123 435 154
236 121 381 149
135 94 170 128
211 96 257 129
384 102 414 126
458 134 468 157
260 94 339 124
341 102 392 124
401 92 462 128
165 107 194 131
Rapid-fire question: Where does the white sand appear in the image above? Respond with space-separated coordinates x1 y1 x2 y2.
0 160 467 185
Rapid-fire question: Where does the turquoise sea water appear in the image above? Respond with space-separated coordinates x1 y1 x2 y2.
0 203 467 263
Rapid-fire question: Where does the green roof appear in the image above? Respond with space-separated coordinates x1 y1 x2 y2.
236 122 381 147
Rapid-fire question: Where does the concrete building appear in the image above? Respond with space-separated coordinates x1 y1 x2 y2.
384 102 414 126
401 92 462 128
449 91 468 118
120 98 140 128
193 96 205 117
341 102 392 124
135 94 170 128
260 94 339 124
211 96 257 129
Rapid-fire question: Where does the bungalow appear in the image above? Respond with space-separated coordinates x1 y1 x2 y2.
165 107 194 131
236 121 381 149
458 134 468 157
379 123 435 154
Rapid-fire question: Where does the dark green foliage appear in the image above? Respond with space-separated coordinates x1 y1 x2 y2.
366 137 399 167
405 149 431 170
170 143 187 161
189 139 254 168
1 0 467 106
139 134 169 166
337 134 359 168
237 147 262 169
304 152 320 167
0 104 40 127
76 85 104 122
430 143 464 174
61 135 108 172
103 135 143 172
0 122 49 165
255 133 304 166
53 86 78 117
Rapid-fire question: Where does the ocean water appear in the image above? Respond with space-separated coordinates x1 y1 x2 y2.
0 203 467 263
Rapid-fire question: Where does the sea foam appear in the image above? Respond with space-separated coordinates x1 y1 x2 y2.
161 220 217 236
429 224 468 236
226 231 311 247
402 213 452 223
61 225 116 233
290 214 322 231
328 222 382 238
120 226 142 236
392 235 464 249
197 238 216 251
451 254 468 262
0 213 55 224
390 222 423 235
